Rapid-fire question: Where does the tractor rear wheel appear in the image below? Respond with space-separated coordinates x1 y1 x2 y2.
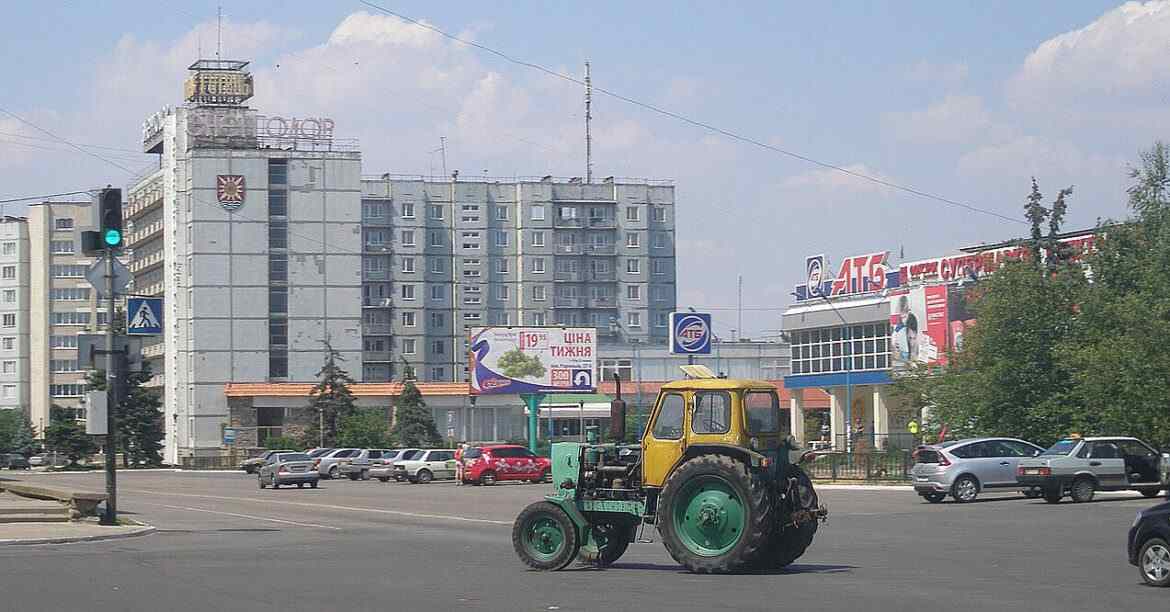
755 468 819 570
579 521 636 567
512 501 580 571
658 454 772 574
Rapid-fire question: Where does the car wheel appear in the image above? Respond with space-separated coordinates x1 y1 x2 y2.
378 477 389 483
258 474 267 489
480 471 497 486
328 465 339 479
271 477 280 490
417 469 433 484
531 469 549 484
360 470 370 481
1022 488 1042 499
1069 477 1095 503
1141 488 1162 498
348 473 360 481
922 492 946 503
244 466 254 474
1139 538 1170 587
1043 487 1063 503
297 483 304 488
951 475 978 503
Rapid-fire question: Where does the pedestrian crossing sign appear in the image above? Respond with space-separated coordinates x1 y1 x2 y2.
126 297 163 335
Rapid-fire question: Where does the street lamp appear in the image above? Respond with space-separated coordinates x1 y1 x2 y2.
814 291 853 454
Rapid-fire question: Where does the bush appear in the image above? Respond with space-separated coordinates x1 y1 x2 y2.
264 436 306 451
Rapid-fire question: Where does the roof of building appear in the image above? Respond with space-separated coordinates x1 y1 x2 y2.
223 382 470 398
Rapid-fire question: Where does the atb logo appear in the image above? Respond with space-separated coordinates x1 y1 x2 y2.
675 315 710 352
806 255 826 297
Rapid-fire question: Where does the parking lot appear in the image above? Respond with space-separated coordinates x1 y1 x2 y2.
0 470 1166 612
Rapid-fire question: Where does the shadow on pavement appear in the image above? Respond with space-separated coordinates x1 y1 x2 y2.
567 562 856 575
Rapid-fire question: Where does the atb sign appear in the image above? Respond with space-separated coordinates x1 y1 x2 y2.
126 298 163 335
469 327 597 395
669 312 712 355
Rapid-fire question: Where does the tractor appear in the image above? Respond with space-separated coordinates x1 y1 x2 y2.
511 366 827 573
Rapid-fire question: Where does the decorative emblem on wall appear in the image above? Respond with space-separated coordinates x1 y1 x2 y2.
216 175 246 210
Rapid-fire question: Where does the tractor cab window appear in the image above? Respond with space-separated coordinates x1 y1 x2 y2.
744 390 780 434
651 393 686 440
692 391 731 435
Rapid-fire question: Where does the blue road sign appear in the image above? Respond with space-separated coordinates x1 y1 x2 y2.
126 297 163 335
670 312 713 355
223 428 237 445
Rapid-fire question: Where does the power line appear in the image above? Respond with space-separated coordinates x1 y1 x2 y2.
0 131 150 155
0 107 139 175
0 190 97 205
357 0 1025 225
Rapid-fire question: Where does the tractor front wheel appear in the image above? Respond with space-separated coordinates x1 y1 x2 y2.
579 521 636 567
658 454 772 574
512 502 580 571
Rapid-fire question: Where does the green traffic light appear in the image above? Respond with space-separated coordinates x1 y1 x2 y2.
103 229 122 246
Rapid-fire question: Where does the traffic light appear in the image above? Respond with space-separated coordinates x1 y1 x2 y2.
98 187 123 249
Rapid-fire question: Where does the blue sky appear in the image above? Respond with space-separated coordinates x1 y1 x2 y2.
1 1 1162 338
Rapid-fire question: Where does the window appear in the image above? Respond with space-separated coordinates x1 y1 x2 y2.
268 222 288 249
460 204 480 223
1 242 14 255
461 232 481 249
625 233 640 248
401 284 416 300
55 218 74 230
2 361 15 374
97 312 109 327
50 360 79 373
653 259 670 275
431 367 445 381
269 353 288 378
653 233 668 249
497 285 510 301
432 340 445 355
1 266 14 280
268 159 288 184
268 191 287 216
363 201 386 219
652 206 667 222
652 394 685 440
692 391 731 434
50 384 83 397
402 339 416 355
495 231 509 247
429 258 444 274
401 257 415 273
626 285 641 300
365 229 387 247
531 258 545 273
626 259 641 274
401 230 416 247
2 337 14 350
745 391 780 434
464 293 482 305
531 231 545 247
495 206 509 221
2 385 13 398
788 323 891 376
50 312 89 326
430 312 445 328
49 288 89 301
269 320 288 346
532 285 546 302
429 231 443 247
628 312 641 328
655 312 668 327
401 202 415 218
268 287 288 314
401 311 416 327
430 285 444 301
653 286 672 302
464 312 482 321
269 255 288 282
531 312 546 326
364 257 387 272
3 314 15 328
531 205 546 221
50 240 74 254
428 204 443 220
626 206 640 222
51 265 85 278
559 206 578 219
2 290 14 303
495 259 509 274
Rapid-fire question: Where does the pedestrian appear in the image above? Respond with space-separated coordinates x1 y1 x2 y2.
455 442 467 485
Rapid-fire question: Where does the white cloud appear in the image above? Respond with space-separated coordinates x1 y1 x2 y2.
883 94 1007 146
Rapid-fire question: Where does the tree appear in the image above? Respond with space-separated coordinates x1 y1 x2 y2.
44 407 97 466
0 411 37 455
336 407 394 448
497 349 546 379
391 380 441 447
87 362 165 467
263 435 305 451
308 340 357 447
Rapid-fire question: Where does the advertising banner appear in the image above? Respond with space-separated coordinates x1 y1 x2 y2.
469 327 597 395
669 312 712 354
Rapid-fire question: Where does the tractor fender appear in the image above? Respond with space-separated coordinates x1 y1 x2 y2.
676 444 771 472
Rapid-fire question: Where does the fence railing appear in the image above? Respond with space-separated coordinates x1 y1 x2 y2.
178 452 247 471
804 450 914 481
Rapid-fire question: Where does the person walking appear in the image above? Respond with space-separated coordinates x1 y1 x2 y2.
455 442 467 485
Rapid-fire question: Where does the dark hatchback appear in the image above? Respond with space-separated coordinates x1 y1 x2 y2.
1 453 30 469
1128 501 1170 587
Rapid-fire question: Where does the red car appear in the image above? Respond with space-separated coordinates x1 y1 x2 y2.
462 445 551 485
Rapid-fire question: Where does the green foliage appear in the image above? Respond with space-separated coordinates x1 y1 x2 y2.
308 340 358 447
87 362 165 467
0 411 37 455
44 409 97 465
497 349 546 379
263 436 306 451
391 380 441 447
336 408 394 448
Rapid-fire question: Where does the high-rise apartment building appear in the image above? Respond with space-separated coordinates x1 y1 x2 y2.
358 177 677 383
0 217 31 416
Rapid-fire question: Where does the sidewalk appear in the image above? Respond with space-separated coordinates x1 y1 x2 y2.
0 519 154 546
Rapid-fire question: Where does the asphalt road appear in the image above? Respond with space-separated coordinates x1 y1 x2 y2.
1 471 1167 612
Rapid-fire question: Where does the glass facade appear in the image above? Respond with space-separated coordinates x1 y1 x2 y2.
789 322 890 375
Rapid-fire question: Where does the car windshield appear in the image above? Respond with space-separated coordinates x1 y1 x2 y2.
1042 440 1079 456
278 453 310 462
401 450 425 460
308 448 334 458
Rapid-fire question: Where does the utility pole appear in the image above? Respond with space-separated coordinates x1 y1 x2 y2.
102 249 118 525
585 61 593 183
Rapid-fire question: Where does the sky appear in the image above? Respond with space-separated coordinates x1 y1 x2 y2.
1 1 1165 339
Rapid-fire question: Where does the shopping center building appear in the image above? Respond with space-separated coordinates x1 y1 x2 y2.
781 229 1096 450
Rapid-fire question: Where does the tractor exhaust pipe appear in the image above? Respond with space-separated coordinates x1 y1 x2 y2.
610 373 626 441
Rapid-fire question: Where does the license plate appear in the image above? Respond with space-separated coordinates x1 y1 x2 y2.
1022 468 1041 475
291 466 306 472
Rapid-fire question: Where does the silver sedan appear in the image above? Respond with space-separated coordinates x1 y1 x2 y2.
258 452 320 489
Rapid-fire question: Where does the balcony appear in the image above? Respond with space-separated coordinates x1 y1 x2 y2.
363 297 393 308
363 350 392 362
126 220 163 247
141 342 166 358
553 217 585 229
129 250 165 274
362 269 390 281
589 296 618 309
363 243 393 254
587 217 616 229
554 297 586 308
554 244 581 255
362 323 392 335
554 271 583 282
585 244 615 256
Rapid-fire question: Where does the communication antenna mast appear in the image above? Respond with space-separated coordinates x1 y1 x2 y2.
737 274 743 341
439 136 448 178
585 61 593 183
216 5 222 60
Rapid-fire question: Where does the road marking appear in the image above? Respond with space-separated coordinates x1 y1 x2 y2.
127 489 512 526
141 502 342 530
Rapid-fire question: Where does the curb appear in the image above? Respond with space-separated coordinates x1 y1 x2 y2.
0 522 155 546
814 483 915 491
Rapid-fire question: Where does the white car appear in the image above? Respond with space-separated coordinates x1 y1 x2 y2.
370 448 422 482
391 449 458 484
313 448 360 479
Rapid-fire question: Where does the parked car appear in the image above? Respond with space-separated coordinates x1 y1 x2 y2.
305 448 335 459
392 449 458 483
1017 436 1170 503
462 444 552 486
370 448 422 482
911 437 1045 503
28 453 67 468
313 448 360 479
338 449 397 480
1129 501 1170 587
1 453 30 469
239 449 295 474
258 452 319 490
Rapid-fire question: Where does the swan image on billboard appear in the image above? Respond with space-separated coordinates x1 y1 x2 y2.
469 327 597 395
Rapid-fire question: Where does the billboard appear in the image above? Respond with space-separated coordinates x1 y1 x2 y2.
469 327 597 395
669 312 712 355
890 285 976 367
